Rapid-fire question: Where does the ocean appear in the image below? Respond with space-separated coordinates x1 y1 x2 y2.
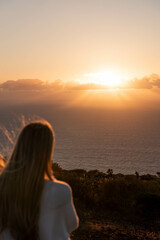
0 104 160 175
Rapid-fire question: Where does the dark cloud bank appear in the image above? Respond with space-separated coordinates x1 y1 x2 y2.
0 74 160 109
0 74 160 91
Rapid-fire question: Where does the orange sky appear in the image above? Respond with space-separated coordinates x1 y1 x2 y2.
0 0 160 83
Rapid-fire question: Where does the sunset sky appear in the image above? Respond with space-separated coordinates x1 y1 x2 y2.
0 0 160 84
1 1 160 178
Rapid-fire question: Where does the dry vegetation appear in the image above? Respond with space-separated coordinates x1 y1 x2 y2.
0 158 160 239
53 163 160 240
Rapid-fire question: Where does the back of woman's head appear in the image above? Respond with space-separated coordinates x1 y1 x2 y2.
0 120 55 240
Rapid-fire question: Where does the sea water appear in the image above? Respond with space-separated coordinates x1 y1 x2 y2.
0 105 160 175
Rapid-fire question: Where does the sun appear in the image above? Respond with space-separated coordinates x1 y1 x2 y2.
83 70 125 88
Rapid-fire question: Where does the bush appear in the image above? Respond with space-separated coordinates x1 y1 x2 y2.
135 193 160 219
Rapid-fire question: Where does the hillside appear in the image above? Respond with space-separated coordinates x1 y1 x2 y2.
0 158 160 239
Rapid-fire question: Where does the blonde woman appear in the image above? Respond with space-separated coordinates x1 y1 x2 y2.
0 121 79 240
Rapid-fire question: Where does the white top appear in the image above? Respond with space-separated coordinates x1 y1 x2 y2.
0 179 79 240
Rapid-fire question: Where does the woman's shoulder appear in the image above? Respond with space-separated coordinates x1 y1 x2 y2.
42 179 72 208
45 179 71 194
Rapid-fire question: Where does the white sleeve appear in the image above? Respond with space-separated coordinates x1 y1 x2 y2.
64 185 79 233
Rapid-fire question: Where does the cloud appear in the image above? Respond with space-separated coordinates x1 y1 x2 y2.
0 74 160 110
0 75 160 109
0 79 78 107
1 74 160 92
0 78 105 92
126 74 160 89
0 79 45 91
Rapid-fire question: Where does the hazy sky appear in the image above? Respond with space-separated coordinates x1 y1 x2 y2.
0 0 160 82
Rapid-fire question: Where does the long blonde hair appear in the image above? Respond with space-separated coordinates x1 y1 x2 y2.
0 121 55 240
